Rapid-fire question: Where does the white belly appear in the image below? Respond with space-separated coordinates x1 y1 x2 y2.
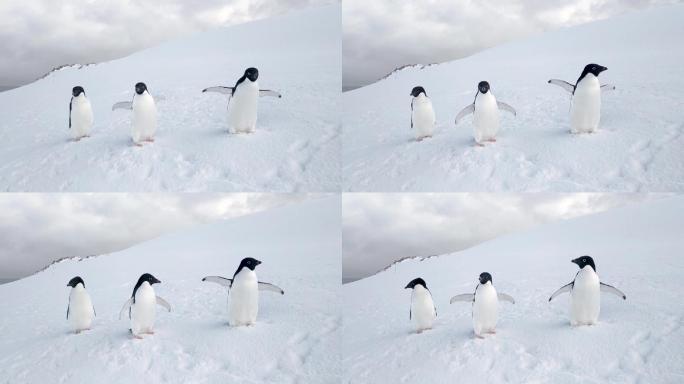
472 284 498 335
412 96 435 139
71 97 93 139
411 286 436 331
473 93 499 143
571 75 601 133
68 286 94 331
571 268 601 325
229 80 259 133
131 283 156 335
229 270 259 326
132 93 157 143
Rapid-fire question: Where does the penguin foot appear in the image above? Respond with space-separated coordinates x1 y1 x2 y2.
488 138 497 142
474 333 485 339
474 142 485 147
133 334 144 339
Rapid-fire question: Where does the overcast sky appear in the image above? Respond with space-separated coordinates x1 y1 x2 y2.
342 193 671 281
343 0 680 90
0 194 312 280
0 0 332 87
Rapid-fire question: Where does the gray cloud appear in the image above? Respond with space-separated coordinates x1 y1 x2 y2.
343 0 680 90
0 0 333 87
342 193 671 281
0 193 314 279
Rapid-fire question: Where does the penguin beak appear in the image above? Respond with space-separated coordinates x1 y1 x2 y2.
571 258 580 266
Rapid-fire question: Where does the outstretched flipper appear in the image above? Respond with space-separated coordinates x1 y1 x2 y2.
112 101 133 111
497 293 515 304
600 282 626 300
548 282 573 302
454 104 475 125
496 101 517 117
259 89 282 98
202 86 234 95
548 79 575 93
156 296 172 312
201 276 233 288
118 298 133 320
258 282 284 294
601 84 616 92
449 293 475 304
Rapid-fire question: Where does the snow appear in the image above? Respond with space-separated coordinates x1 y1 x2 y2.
0 5 340 192
343 196 684 383
0 197 341 383
342 5 684 192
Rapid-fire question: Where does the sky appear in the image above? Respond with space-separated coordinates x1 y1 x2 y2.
0 0 332 87
343 0 681 90
0 193 315 280
342 193 672 282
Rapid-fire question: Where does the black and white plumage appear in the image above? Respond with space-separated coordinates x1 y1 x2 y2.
450 272 515 338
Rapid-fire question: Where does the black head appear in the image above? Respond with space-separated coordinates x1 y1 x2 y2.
233 257 262 278
478 272 492 285
582 63 607 77
410 86 426 97
67 276 85 288
135 82 147 95
245 67 259 82
571 256 596 271
404 277 427 290
131 273 161 299
72 86 85 97
478 81 490 94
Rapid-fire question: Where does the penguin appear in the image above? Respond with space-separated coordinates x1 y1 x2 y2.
449 272 515 338
66 276 96 334
112 82 157 145
454 81 516 146
548 64 615 134
202 67 282 134
409 86 435 141
404 277 436 333
69 86 93 141
202 257 284 326
549 256 626 326
118 273 171 338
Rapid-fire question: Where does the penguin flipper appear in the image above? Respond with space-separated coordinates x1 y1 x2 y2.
496 101 517 117
156 296 172 312
548 282 573 302
601 84 616 92
600 282 626 300
202 86 234 95
69 97 73 129
202 276 233 288
259 89 282 98
119 298 134 320
258 282 285 295
112 101 133 111
548 79 575 94
497 293 515 304
449 293 475 304
454 104 475 125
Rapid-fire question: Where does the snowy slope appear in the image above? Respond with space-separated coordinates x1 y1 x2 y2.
0 197 341 383
343 196 684 383
0 5 340 192
343 5 684 192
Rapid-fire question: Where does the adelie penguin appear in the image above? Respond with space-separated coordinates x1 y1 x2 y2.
409 86 435 141
404 278 436 333
68 86 93 141
66 276 96 334
119 273 171 339
112 82 158 145
202 257 284 326
202 67 282 134
450 272 515 338
454 81 516 146
548 63 615 134
549 256 626 326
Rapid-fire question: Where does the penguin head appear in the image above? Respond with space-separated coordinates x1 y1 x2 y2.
478 81 490 94
137 273 161 285
71 86 85 97
239 257 262 271
135 82 148 95
572 256 596 271
404 277 427 290
582 64 607 77
245 67 259 82
410 86 426 97
478 272 492 285
67 276 85 288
